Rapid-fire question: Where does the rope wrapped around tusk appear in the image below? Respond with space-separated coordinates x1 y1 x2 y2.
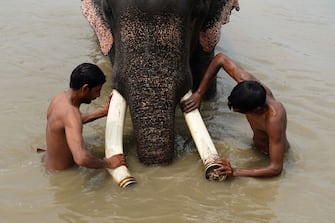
105 90 136 188
180 90 227 181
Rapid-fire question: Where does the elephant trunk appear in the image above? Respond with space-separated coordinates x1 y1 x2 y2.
125 71 186 165
107 6 193 165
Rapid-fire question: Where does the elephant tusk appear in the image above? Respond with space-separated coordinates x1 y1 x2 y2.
105 90 136 188
180 91 227 181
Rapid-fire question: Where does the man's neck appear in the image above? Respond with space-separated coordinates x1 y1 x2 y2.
249 104 269 115
66 89 81 108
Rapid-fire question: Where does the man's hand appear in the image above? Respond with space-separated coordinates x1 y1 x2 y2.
104 153 127 169
180 92 202 113
213 158 233 178
101 92 113 116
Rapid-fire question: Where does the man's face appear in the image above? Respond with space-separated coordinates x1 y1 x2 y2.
82 84 103 104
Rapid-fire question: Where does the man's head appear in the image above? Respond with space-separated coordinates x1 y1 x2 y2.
70 63 106 104
70 63 106 89
228 80 266 113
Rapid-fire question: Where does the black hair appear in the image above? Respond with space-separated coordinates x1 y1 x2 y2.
228 80 266 113
69 63 106 90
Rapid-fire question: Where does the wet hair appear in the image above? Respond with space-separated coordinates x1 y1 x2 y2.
69 63 106 90
228 80 266 113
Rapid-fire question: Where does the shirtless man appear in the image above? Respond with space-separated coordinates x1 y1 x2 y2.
43 63 126 171
181 53 289 177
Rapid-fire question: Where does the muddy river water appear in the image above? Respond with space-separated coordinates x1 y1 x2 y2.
0 0 334 222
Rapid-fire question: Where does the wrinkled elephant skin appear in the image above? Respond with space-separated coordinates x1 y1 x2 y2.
82 0 239 165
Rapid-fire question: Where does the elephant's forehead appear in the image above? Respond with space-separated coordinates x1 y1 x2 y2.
111 0 202 14
119 11 183 49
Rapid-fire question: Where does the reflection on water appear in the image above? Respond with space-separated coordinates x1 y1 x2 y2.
1 0 335 222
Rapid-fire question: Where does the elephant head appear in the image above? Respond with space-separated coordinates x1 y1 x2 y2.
82 0 239 165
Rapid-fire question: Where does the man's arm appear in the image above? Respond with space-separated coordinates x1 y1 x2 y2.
232 118 285 177
219 53 275 97
181 54 223 112
65 107 126 169
181 53 259 113
81 93 112 124
197 53 260 94
217 53 258 83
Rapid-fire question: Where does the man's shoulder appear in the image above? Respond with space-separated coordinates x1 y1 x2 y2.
49 98 79 120
270 98 285 112
267 99 287 126
62 104 80 118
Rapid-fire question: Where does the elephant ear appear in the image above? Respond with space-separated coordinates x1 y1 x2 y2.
199 0 240 53
81 0 113 56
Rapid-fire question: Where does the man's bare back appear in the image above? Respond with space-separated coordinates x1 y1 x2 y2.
246 96 289 155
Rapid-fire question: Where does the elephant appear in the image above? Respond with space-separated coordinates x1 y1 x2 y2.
81 0 240 166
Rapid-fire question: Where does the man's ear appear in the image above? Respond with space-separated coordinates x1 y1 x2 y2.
81 84 90 95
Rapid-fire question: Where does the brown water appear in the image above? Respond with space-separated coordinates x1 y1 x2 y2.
1 0 334 222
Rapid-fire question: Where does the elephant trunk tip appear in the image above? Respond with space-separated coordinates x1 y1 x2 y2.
137 145 175 166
